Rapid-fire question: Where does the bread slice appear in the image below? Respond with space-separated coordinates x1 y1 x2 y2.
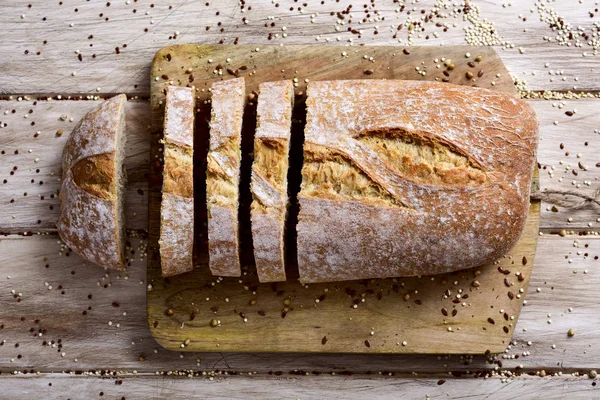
57 94 127 269
297 80 539 283
251 81 294 283
159 86 195 277
207 78 246 277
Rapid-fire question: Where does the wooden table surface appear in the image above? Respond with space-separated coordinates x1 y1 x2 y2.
0 1 599 399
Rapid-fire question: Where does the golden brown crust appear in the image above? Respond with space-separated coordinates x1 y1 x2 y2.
297 80 539 283
159 86 195 277
207 78 245 277
251 81 294 283
56 94 127 270
71 153 115 200
163 144 193 199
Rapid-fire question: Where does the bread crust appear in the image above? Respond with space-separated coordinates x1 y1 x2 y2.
251 81 294 282
207 78 246 277
57 94 127 269
297 80 539 283
159 86 195 277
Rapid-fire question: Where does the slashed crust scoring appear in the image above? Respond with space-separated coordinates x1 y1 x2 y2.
159 86 195 277
207 78 245 277
251 81 294 283
57 94 126 269
297 80 539 283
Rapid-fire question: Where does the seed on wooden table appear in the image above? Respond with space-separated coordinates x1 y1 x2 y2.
565 111 574 116
508 291 515 300
472 280 480 287
364 339 371 348
503 326 509 333
518 273 525 282
403 48 410 55
55 129 63 137
590 370 597 379
467 61 476 68
184 339 191 346
465 71 473 79
364 69 374 75
210 319 218 327
478 69 484 77
559 229 567 237
487 318 495 325
166 308 174 316
451 309 457 317
441 308 448 316
475 55 483 62
568 328 575 337
504 278 511 287
403 293 410 301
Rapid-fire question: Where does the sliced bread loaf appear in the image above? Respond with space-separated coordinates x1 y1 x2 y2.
159 86 196 277
57 94 127 269
207 78 246 277
251 81 294 283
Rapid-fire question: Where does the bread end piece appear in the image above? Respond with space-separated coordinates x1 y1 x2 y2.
57 94 127 270
251 81 294 282
207 78 246 277
159 86 195 277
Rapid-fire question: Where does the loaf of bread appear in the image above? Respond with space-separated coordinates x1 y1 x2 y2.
159 86 195 277
251 81 294 282
207 78 246 277
297 80 539 283
57 94 127 269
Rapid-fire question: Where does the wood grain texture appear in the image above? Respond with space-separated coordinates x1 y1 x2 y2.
0 100 150 233
0 234 599 373
1 0 599 95
0 374 598 400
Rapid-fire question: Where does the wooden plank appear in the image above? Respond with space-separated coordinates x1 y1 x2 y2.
532 100 600 232
0 374 598 400
1 0 599 95
0 234 598 372
2 97 599 233
0 100 150 232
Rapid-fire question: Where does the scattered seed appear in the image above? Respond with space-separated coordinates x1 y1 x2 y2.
568 328 575 337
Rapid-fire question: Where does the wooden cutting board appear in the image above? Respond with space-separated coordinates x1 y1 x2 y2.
147 44 540 354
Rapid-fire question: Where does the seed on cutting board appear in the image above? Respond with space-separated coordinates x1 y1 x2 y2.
210 319 218 327
504 278 511 287
568 328 575 337
467 61 476 68
475 55 483 62
56 129 63 137
166 308 174 316
465 71 474 79
364 69 374 75
478 69 484 77
472 280 480 287
441 308 448 316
